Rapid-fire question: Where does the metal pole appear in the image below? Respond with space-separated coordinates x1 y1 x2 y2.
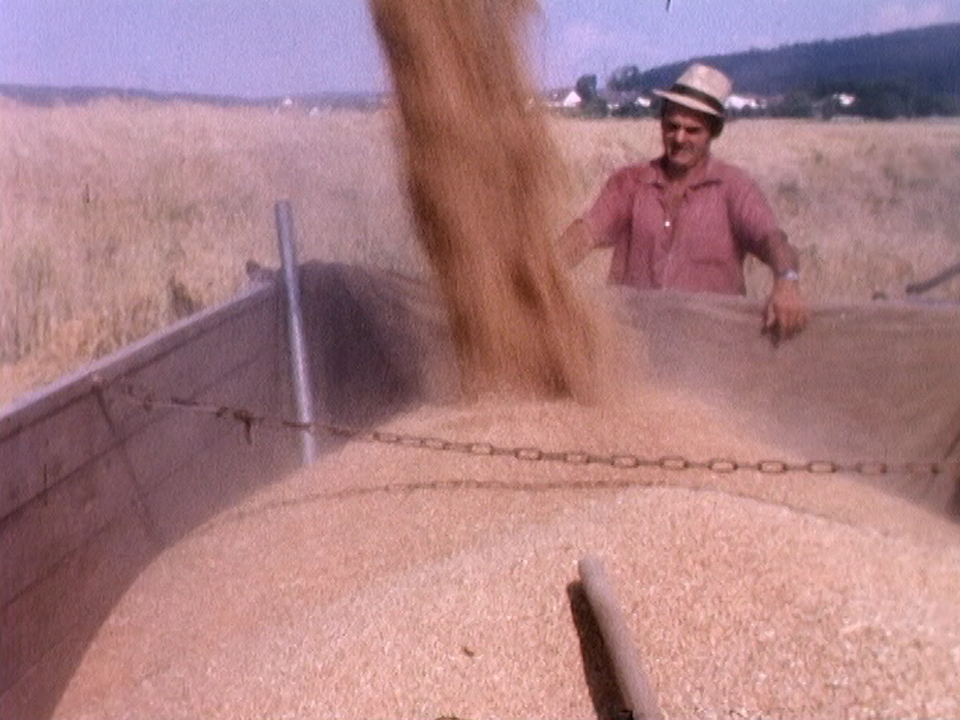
578 554 664 720
275 200 317 465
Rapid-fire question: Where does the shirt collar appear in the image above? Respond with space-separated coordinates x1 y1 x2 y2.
647 155 722 189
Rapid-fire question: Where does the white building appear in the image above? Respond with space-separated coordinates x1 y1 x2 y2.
561 90 581 108
726 93 766 112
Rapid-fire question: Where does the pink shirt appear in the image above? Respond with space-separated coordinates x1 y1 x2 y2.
582 157 781 295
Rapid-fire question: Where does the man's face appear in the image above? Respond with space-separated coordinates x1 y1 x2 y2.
660 104 714 174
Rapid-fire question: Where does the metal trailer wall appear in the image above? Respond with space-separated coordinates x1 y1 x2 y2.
0 281 295 719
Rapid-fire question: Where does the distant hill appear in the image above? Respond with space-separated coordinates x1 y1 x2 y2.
626 22 960 98
0 84 245 107
0 83 384 110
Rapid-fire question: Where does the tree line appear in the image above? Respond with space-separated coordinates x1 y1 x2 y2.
565 22 960 120
569 67 960 120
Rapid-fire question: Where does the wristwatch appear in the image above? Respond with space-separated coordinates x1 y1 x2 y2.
778 269 800 282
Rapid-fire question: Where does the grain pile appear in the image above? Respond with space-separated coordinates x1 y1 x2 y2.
52 383 960 719
369 0 597 399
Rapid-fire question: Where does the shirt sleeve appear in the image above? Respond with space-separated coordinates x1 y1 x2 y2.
581 168 638 249
725 169 782 259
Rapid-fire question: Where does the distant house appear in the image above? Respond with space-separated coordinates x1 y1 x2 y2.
596 89 652 117
539 88 579 111
834 92 857 108
561 90 581 108
602 89 650 109
542 87 655 117
812 92 860 120
726 93 767 113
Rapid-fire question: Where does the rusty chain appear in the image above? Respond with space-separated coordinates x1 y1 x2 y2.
107 379 958 478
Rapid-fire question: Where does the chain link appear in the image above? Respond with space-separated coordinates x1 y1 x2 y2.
106 379 958 478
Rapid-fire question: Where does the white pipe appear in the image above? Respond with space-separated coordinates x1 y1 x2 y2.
578 554 663 720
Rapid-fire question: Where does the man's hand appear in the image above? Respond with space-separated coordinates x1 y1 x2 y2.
763 278 808 343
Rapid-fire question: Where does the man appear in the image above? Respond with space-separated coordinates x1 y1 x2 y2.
559 63 808 341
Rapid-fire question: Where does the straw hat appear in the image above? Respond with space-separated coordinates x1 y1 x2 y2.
653 63 732 118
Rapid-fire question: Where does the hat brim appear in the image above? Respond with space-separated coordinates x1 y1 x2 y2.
653 89 724 118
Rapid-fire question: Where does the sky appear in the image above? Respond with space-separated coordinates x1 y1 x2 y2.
1 0 958 98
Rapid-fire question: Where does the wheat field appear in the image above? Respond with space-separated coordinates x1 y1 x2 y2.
1 99 959 405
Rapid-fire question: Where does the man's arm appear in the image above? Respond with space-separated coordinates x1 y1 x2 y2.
727 168 808 342
755 230 799 277
557 218 599 270
558 166 638 271
754 230 808 341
